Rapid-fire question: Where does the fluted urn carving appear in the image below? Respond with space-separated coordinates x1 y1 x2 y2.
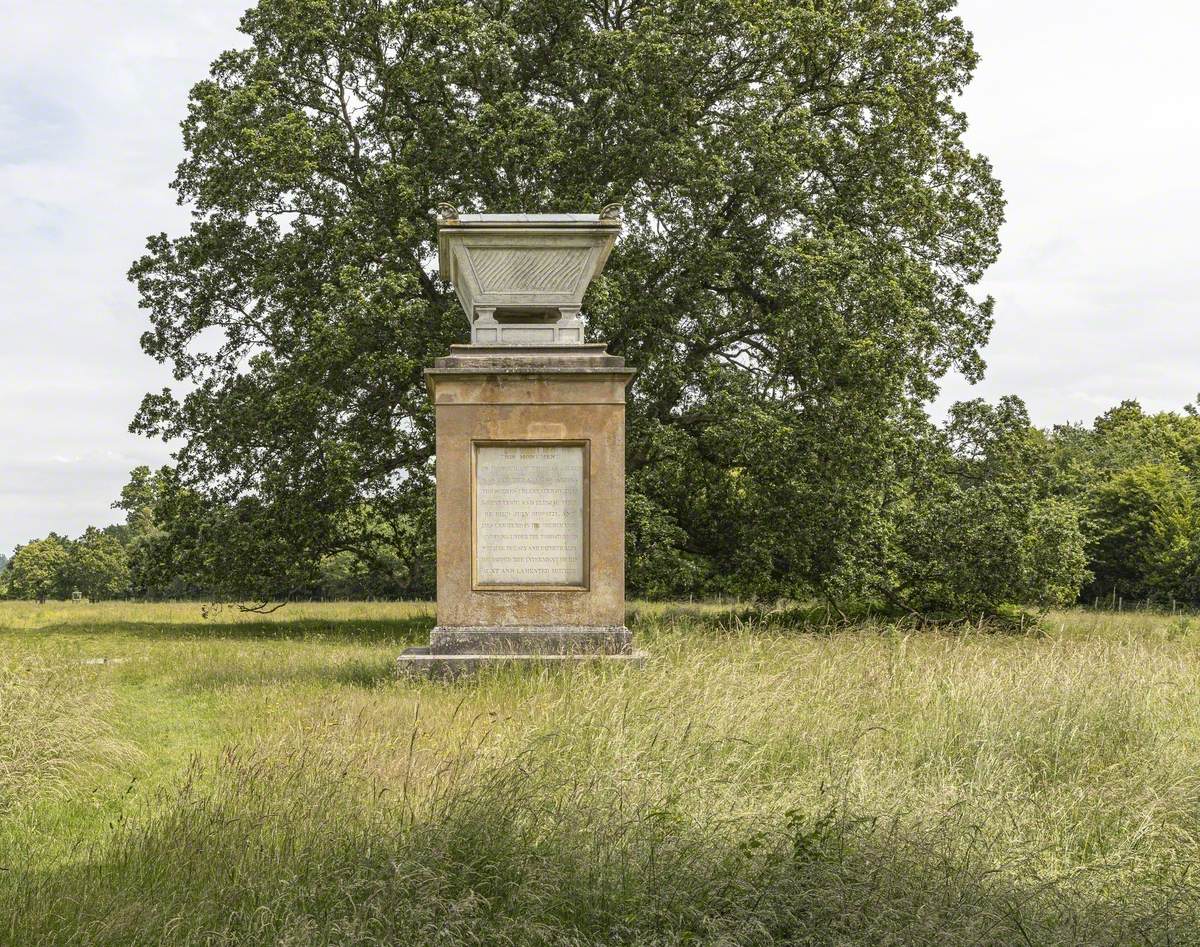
436 207 621 345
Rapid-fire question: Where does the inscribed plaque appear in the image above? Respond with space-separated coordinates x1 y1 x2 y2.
474 444 586 587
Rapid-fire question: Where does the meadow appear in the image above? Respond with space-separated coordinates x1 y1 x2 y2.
2 600 1199 945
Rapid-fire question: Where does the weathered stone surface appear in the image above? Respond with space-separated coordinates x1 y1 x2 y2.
397 210 643 679
427 345 634 630
396 647 647 680
429 625 632 655
474 443 585 587
436 210 620 345
433 343 626 371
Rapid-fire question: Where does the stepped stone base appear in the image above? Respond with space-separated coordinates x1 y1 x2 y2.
396 624 645 679
396 647 648 680
431 624 631 654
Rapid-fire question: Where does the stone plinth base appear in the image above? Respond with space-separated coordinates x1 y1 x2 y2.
396 647 647 680
431 624 631 654
397 624 643 679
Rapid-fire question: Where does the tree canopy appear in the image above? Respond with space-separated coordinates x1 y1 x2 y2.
128 0 1004 607
64 528 132 602
6 537 72 603
1048 400 1200 605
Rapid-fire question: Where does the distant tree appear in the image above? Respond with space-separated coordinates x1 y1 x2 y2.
63 528 131 601
112 465 199 599
8 536 71 603
129 0 1003 606
1086 464 1198 603
1086 401 1200 475
877 398 1088 615
100 523 134 547
114 465 166 537
1048 399 1200 605
625 491 706 599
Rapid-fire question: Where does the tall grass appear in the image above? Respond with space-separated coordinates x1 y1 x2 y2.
0 659 127 815
1 604 1199 943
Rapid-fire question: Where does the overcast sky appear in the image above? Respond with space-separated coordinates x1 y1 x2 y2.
2 1 1198 556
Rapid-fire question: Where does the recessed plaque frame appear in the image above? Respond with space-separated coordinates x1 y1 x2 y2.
471 439 591 592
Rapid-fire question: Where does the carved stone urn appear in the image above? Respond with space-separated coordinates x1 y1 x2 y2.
435 204 621 345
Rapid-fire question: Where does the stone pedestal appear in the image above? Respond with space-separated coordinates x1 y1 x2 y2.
398 344 643 678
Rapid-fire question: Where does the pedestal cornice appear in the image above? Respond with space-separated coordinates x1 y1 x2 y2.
425 344 636 405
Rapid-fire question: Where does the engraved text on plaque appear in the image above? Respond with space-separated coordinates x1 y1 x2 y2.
474 444 586 587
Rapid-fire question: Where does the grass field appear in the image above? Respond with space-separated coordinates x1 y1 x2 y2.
2 601 1199 945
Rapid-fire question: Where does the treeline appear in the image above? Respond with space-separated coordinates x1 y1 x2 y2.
0 467 416 603
625 395 1200 615
3 398 1198 612
1050 400 1200 605
0 530 130 603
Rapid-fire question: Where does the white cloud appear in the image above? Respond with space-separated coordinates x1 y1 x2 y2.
938 0 1200 424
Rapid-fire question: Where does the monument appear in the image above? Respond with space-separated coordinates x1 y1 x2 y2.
397 205 645 677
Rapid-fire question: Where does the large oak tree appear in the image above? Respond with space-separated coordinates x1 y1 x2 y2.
131 0 1004 602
